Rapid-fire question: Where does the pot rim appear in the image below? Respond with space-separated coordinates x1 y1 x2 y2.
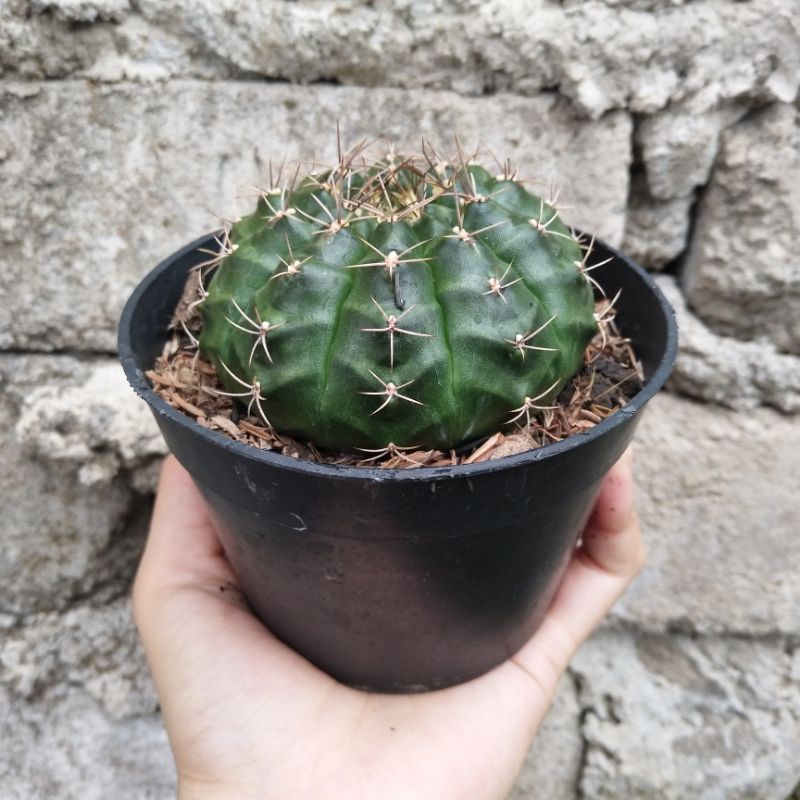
119 232 678 482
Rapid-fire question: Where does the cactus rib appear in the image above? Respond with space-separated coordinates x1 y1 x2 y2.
198 143 598 451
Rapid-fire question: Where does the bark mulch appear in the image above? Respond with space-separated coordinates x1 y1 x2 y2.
147 278 643 469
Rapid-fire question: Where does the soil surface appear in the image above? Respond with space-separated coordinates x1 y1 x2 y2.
148 273 644 468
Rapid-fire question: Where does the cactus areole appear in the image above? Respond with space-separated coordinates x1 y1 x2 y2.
199 150 598 452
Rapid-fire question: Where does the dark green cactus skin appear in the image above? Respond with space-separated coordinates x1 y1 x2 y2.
198 157 597 452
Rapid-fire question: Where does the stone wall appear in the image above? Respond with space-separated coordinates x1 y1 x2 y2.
1 2 798 797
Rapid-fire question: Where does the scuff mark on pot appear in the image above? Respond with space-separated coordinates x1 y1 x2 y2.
287 512 308 532
233 461 277 501
323 565 344 583
268 513 308 533
234 461 258 495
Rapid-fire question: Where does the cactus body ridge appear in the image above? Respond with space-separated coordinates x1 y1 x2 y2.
199 144 598 452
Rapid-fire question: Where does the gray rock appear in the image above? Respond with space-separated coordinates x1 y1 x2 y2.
572 631 800 800
15 359 167 486
2 1 798 117
30 0 131 23
622 176 693 269
0 686 174 800
613 392 800 637
0 413 132 615
509 677 582 800
657 276 800 413
0 81 631 351
1 598 157 718
683 102 800 354
637 106 743 200
0 356 149 614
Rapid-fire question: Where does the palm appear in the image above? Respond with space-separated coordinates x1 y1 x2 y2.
135 456 641 800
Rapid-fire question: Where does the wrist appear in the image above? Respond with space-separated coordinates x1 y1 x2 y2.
178 777 266 800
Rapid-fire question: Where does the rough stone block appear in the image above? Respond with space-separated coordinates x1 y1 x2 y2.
0 81 631 351
0 416 132 615
614 392 800 636
0 687 174 800
0 356 148 614
572 631 800 800
15 360 167 487
509 677 582 799
636 106 745 200
683 102 800 354
622 175 693 269
637 110 720 201
657 276 800 413
1 598 157 719
3 1 798 118
28 0 131 23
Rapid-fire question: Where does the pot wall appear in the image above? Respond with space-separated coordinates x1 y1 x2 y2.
155 405 635 690
120 235 673 691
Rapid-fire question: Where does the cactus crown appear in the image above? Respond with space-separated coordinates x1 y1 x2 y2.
198 141 598 452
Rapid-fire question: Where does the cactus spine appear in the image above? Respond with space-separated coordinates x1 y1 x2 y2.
198 144 597 452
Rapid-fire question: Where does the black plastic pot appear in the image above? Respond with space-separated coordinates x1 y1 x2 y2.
119 233 677 693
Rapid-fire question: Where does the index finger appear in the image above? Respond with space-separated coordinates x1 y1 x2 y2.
511 448 644 680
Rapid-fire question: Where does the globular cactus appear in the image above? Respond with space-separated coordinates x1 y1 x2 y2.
198 144 598 452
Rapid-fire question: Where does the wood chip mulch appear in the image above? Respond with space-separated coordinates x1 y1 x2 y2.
148 289 643 469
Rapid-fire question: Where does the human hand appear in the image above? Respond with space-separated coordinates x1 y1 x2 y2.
133 449 643 800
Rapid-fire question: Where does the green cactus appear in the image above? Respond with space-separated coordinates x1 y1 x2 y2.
198 146 598 452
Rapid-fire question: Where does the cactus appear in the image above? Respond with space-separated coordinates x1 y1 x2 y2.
198 144 598 452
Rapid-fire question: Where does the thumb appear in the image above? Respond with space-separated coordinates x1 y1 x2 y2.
133 456 241 610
